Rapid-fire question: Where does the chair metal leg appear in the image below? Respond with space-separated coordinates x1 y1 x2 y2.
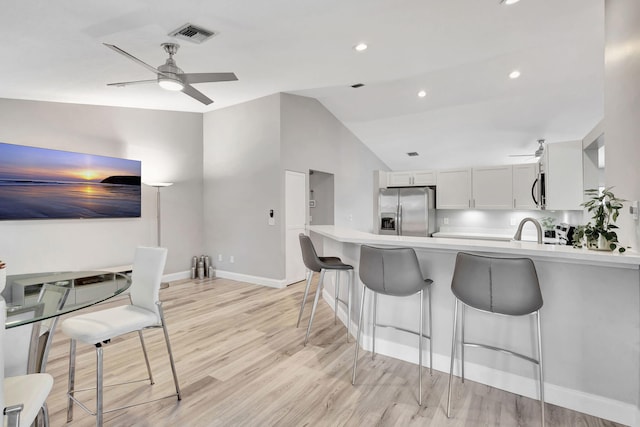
158 302 182 400
346 269 352 342
447 299 459 418
537 311 545 427
334 270 340 325
372 291 377 360
461 303 466 383
304 269 326 346
138 330 155 385
296 270 313 328
67 338 76 422
352 285 367 385
428 285 433 375
41 402 50 427
418 289 424 405
96 344 104 427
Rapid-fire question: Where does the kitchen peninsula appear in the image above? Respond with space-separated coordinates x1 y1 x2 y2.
308 225 640 427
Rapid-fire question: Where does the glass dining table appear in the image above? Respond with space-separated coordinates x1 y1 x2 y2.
2 270 131 374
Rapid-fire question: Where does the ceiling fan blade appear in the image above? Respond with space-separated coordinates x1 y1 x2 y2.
182 84 213 105
107 79 157 87
181 72 238 84
508 154 535 157
103 43 163 77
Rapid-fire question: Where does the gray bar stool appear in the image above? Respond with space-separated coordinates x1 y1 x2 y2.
297 234 354 346
446 252 545 426
352 245 433 405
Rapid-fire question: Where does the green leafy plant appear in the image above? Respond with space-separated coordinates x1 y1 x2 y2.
539 216 555 231
0 259 5 269
572 187 626 252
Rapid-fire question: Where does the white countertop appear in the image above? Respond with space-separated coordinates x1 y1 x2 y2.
308 225 640 268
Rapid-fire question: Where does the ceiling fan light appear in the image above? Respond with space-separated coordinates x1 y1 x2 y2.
158 77 184 91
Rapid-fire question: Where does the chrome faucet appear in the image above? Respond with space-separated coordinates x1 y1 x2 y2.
513 217 543 244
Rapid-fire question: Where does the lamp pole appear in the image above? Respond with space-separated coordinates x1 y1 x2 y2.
147 182 173 247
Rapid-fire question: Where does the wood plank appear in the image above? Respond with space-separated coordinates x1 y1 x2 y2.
42 275 624 426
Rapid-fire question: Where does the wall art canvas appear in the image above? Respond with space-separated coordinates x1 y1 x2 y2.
0 142 141 220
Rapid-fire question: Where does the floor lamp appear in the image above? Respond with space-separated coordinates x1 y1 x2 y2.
147 182 173 288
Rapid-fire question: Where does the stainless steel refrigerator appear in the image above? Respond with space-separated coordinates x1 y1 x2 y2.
378 187 435 236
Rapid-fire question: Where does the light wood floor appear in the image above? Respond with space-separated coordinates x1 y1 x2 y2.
43 276 623 427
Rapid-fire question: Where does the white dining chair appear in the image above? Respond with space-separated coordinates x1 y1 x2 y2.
61 247 181 427
1 297 54 427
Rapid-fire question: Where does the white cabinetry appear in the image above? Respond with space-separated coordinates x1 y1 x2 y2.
513 163 538 210
472 165 513 209
387 170 435 187
543 140 583 210
436 168 472 209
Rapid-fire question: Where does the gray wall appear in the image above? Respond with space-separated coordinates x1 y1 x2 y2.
280 94 389 233
202 94 283 279
0 98 204 274
604 0 640 249
202 93 388 281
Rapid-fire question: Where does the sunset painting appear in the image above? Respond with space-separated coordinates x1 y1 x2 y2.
0 142 141 220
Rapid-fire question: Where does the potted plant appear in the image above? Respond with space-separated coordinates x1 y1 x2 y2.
572 187 626 252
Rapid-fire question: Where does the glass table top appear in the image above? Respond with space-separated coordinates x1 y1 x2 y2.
3 270 131 328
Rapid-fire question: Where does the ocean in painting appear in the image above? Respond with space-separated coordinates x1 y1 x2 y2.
0 142 142 220
0 180 141 219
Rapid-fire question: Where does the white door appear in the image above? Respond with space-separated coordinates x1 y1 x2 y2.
285 170 307 285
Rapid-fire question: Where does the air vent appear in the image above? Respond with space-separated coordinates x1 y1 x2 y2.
407 152 419 157
168 24 217 44
351 83 365 88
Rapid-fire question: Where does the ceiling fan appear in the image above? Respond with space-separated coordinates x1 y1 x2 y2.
104 42 237 105
509 139 545 159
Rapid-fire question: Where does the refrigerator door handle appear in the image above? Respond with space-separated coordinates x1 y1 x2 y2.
398 204 403 235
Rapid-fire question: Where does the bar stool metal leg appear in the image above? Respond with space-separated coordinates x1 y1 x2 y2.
418 289 423 405
304 269 326 346
461 303 466 383
352 284 367 384
428 285 433 375
372 292 377 359
334 271 340 325
446 299 459 418
296 270 313 328
537 310 545 427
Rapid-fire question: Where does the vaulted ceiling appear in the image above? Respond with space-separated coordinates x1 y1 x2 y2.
0 0 603 170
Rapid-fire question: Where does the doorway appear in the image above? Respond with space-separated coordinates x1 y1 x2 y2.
309 170 335 253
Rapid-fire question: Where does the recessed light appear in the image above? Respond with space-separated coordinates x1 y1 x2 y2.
354 43 368 52
509 70 521 79
417 90 427 98
500 0 521 5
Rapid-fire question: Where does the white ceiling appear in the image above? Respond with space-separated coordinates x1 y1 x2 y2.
0 0 604 170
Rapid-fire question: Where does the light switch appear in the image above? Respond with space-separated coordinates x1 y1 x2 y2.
630 201 639 220
268 209 275 226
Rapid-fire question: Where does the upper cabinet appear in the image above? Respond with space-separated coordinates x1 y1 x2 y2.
380 141 583 211
472 165 513 209
387 170 435 187
436 168 472 209
513 163 538 210
542 140 583 210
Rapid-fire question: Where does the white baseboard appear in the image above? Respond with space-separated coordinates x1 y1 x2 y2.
213 269 287 289
321 289 637 427
163 270 191 282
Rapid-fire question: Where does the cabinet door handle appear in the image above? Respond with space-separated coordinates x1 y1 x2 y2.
468 199 471 208
514 198 516 209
